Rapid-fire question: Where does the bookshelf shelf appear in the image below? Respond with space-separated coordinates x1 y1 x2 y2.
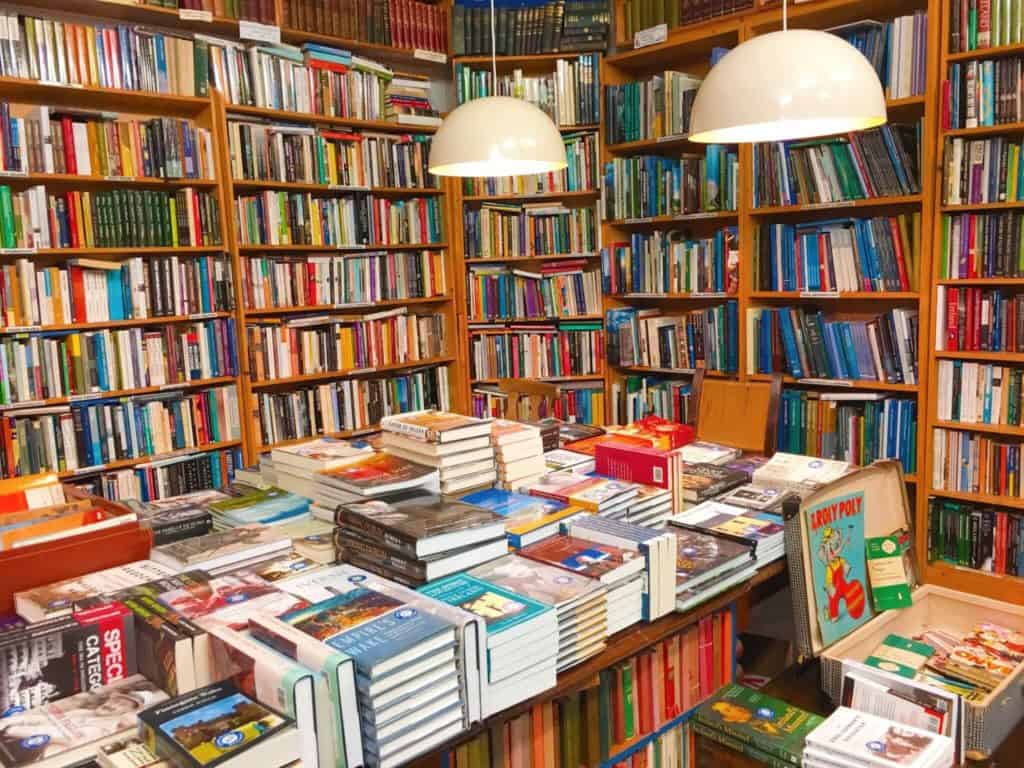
932 420 1024 437
0 313 234 335
604 21 742 71
32 246 225 257
38 0 245 38
927 488 1024 511
230 180 444 196
933 350 1024 362
748 291 920 300
0 77 209 116
611 292 738 301
604 134 696 153
748 373 920 393
750 195 923 215
924 561 1023 604
0 174 219 189
279 27 450 68
943 121 1024 137
468 315 605 324
946 42 1024 61
243 297 452 317
247 356 457 390
224 104 438 134
461 190 600 202
604 211 738 228
57 439 243 480
0 376 239 412
471 375 606 384
237 243 448 253
453 52 594 66
935 277 1024 285
939 200 1024 211
464 253 600 264
561 124 600 132
615 365 730 377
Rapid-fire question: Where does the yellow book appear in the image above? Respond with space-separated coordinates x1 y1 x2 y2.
85 26 99 87
80 191 94 248
338 327 355 370
169 196 178 247
119 122 134 178
325 143 337 185
49 267 64 324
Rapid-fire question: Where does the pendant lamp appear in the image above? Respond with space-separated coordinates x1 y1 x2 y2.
688 0 886 144
428 0 567 176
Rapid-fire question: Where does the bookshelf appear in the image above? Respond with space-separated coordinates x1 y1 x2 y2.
922 0 1024 602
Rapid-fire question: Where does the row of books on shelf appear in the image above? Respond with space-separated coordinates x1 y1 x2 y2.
928 497 1022 576
950 0 1024 53
455 54 600 128
245 308 445 380
142 0 275 22
461 131 599 196
0 108 215 180
609 376 695 428
0 185 222 250
619 0 752 40
452 0 608 56
226 119 437 189
463 202 596 259
283 0 449 54
754 215 919 294
603 70 703 144
0 317 237 404
0 253 233 328
776 390 918 474
602 228 739 297
832 14 929 100
752 124 921 208
469 322 604 379
233 191 442 247
254 364 450 446
239 249 447 310
935 286 1024 352
603 149 738 221
90 445 241 500
0 383 241 479
467 263 602 320
932 426 1024 498
0 12 211 97
606 304 739 374
943 136 1024 207
935 360 1024 427
747 306 920 385
939 211 1024 279
943 57 1024 130
472 381 604 423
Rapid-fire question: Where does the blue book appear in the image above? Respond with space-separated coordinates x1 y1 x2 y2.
836 322 860 379
777 309 804 378
106 269 125 321
726 300 738 373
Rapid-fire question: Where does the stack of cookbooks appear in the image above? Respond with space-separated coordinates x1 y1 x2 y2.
420 570 557 717
491 420 546 490
518 532 645 635
459 487 584 548
248 572 467 766
693 684 825 767
805 707 955 768
670 499 785 567
666 523 757 612
380 410 496 494
311 450 440 518
271 436 374 498
470 554 607 672
333 489 508 586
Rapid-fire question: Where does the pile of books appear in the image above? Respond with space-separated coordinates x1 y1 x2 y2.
385 74 442 127
380 410 497 495
670 498 785 569
805 707 955 768
492 420 546 490
311 448 440 516
666 522 757 612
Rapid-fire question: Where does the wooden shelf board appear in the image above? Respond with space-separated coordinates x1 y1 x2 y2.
231 179 443 195
454 52 600 67
935 277 1024 285
751 195 923 215
604 211 738 227
243 296 451 317
947 42 1024 61
238 243 447 253
605 134 697 153
749 291 919 300
561 124 600 132
464 253 599 264
59 439 242 479
461 190 600 202
614 365 730 377
944 121 1024 137
471 375 605 384
924 562 1023 603
32 246 224 256
611 292 738 300
225 104 438 134
0 173 217 188
927 488 1024 512
0 376 237 412
940 200 1024 211
40 0 244 38
0 77 208 116
280 27 448 68
933 350 1024 362
749 373 919 393
604 21 741 71
0 312 233 335
468 315 605 324
248 356 456 390
933 420 1024 437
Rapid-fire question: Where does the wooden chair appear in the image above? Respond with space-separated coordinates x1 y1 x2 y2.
497 379 560 421
691 372 783 456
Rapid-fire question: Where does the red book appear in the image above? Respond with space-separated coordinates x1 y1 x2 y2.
888 217 910 290
60 117 76 175
595 441 674 489
972 286 982 350
307 59 348 74
946 286 959 349
68 266 87 322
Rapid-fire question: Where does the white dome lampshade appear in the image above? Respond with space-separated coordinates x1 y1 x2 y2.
429 96 568 177
688 29 887 144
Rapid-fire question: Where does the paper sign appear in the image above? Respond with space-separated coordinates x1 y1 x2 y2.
414 49 447 64
179 9 213 22
634 24 667 49
239 21 281 44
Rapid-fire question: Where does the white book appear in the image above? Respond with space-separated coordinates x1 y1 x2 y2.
807 707 955 768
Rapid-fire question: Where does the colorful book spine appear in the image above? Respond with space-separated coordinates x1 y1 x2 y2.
935 286 1024 352
928 496 1023 576
472 380 605 424
285 0 448 54
936 360 1024 426
603 149 739 220
940 211 1024 277
613 376 695 427
602 227 739 296
932 426 1024 498
464 203 596 259
453 0 609 57
944 58 1024 129
82 446 241 502
467 264 602 320
462 132 599 196
832 14 928 100
470 322 604 379
604 70 703 143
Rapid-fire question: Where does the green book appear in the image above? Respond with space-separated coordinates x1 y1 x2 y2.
620 661 635 740
0 185 15 249
694 684 825 765
691 722 797 768
864 633 934 678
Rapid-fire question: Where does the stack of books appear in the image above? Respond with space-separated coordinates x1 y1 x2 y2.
380 410 496 495
421 570 558 717
311 451 440 517
205 486 311 530
543 448 594 473
666 524 757 612
471 554 607 672
753 452 851 497
491 420 546 490
148 524 292 574
670 500 786 568
527 471 640 517
270 437 374 499
805 707 955 768
519 532 645 636
678 463 749 508
693 684 824 767
333 489 508 586
621 484 673 528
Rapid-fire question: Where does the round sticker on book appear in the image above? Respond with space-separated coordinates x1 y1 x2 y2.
215 731 245 750
394 607 417 620
881 539 897 555
809 460 824 469
348 575 366 583
20 735 49 750
47 598 69 609
755 707 776 721
555 576 571 584
867 740 886 753
225 593 247 604
764 489 778 497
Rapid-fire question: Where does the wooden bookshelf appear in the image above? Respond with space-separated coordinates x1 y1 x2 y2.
922 0 1024 601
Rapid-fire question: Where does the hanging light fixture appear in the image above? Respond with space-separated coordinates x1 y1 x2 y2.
428 0 567 176
688 0 886 144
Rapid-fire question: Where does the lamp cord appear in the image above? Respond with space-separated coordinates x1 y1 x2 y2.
782 0 787 31
490 0 497 83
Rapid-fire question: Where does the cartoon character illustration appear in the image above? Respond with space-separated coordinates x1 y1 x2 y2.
817 526 867 623
710 702 781 736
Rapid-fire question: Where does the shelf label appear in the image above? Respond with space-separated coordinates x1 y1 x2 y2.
39 81 82 89
798 378 854 387
73 465 104 476
693 292 727 298
104 175 136 182
0 399 44 410
805 200 855 209
625 217 653 224
799 290 841 298
336 302 371 308
1 325 40 334
657 133 688 143
0 169 26 177
414 49 447 64
328 184 370 192
179 8 213 22
188 312 217 320
239 21 281 44
160 382 189 391
352 368 377 374
0 248 36 255
634 23 667 49
337 243 367 250
68 393 100 403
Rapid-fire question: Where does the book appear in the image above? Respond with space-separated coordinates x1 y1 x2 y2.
666 525 756 593
864 635 937 679
138 680 300 768
927 497 1023 576
0 675 168 768
518 534 645 584
805 706 954 768
604 153 738 219
149 525 291 574
380 410 491 444
313 453 439 497
96 739 163 768
678 464 748 503
717 484 788 512
470 554 604 613
753 452 851 494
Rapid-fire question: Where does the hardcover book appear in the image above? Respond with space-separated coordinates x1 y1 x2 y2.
149 526 290 573
470 554 603 609
380 410 491 443
518 535 644 583
315 453 438 495
419 572 552 640
806 706 954 768
678 464 747 502
667 526 755 590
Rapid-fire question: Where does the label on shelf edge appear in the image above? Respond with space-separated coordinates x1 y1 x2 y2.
104 175 136 182
798 378 854 387
68 393 99 402
179 8 213 22
800 291 841 298
693 292 727 298
38 81 82 89
806 200 855 209
414 49 447 64
160 382 189 391
0 399 44 410
239 21 281 44
353 368 377 374
328 184 370 191
625 217 653 224
338 244 367 249
73 465 103 475
189 312 217 320
657 133 688 143
634 23 668 49
1 326 40 334
0 248 36 255
0 169 27 177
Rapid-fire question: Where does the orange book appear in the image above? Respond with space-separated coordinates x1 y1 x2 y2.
530 702 544 768
0 507 120 549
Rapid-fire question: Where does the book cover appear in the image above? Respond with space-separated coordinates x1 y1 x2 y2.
678 464 747 501
251 553 322 583
272 437 372 467
519 535 642 580
459 488 565 524
806 490 873 647
381 410 490 443
667 527 754 588
316 453 437 492
151 526 289 569
419 572 552 638
567 478 638 511
470 554 602 609
156 573 278 620
807 706 951 767
694 683 824 764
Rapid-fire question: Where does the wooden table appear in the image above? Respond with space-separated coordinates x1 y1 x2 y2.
693 660 1023 767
